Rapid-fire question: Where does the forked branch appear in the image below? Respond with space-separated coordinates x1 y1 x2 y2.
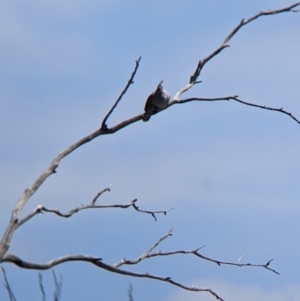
2 227 279 301
2 253 224 301
173 2 300 99
1 3 299 261
16 198 172 228
113 228 279 275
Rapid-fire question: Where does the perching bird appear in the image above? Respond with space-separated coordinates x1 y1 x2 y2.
143 81 170 122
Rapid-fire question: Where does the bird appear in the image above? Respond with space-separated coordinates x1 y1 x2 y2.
143 81 170 122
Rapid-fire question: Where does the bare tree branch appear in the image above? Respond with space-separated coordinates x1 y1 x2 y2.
174 2 300 99
2 93 299 260
101 56 141 131
0 227 280 300
233 96 300 124
114 228 174 268
1 267 17 301
113 228 279 275
224 2 300 44
91 184 113 205
52 270 63 301
2 245 279 301
2 254 224 301
16 199 172 229
3 254 102 269
130 199 173 222
145 249 279 275
169 95 236 106
38 273 46 301
128 283 134 301
0 6 298 301
170 95 300 125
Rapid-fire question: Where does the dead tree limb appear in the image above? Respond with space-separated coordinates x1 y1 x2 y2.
16 199 172 228
101 57 141 131
173 2 300 99
1 267 17 301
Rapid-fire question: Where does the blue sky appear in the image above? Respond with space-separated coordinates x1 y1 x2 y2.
0 1 300 300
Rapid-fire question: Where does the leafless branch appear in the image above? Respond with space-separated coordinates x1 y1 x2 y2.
16 199 172 229
170 95 300 125
130 199 173 222
2 244 279 301
237 253 247 264
174 2 300 99
1 224 279 300
2 254 224 301
113 228 279 275
3 254 102 269
52 270 63 301
0 9 298 301
38 273 46 301
1 95 299 262
114 228 174 268
0 112 146 255
128 283 134 301
91 184 113 205
224 2 300 44
145 249 279 275
101 56 141 131
169 95 236 106
233 96 300 124
1 267 17 301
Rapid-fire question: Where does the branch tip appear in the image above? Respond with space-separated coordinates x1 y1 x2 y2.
101 56 141 129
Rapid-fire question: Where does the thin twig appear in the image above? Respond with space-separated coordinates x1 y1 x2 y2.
233 96 300 124
52 270 63 301
169 95 237 106
170 95 300 125
146 249 279 275
237 253 247 264
91 184 113 205
101 56 141 130
1 266 17 301
130 199 173 222
128 283 134 301
114 228 174 268
38 273 46 301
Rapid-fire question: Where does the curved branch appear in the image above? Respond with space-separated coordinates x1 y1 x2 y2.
170 95 300 125
1 2 299 262
16 199 172 228
3 253 224 301
224 2 300 44
114 228 174 268
146 250 279 275
113 228 279 275
174 2 300 99
1 267 17 301
233 96 300 124
0 114 143 259
91 184 113 205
